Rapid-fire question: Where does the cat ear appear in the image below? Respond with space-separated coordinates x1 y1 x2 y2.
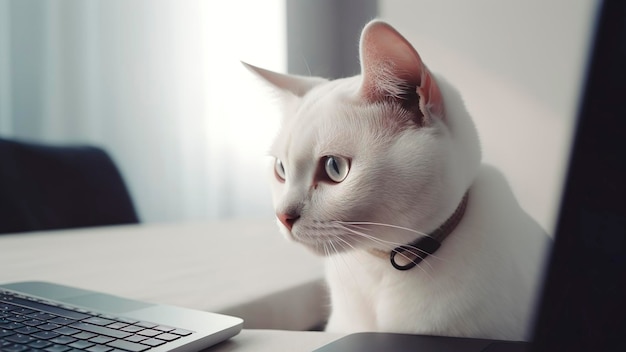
358 21 444 123
242 62 326 97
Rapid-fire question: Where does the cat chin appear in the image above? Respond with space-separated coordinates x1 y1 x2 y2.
298 240 350 257
286 229 353 256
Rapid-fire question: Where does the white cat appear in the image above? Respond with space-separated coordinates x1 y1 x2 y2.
244 20 550 341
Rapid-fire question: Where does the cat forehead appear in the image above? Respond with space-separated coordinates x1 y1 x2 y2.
297 77 360 111
271 81 404 164
270 81 363 159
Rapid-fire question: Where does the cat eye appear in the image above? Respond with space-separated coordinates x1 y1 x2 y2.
324 156 350 183
274 158 286 181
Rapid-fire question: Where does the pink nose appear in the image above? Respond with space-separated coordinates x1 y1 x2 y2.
277 212 300 231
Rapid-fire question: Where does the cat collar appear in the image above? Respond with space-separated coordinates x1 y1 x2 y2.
389 192 469 271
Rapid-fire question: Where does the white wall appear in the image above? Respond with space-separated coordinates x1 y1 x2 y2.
0 0 11 131
379 0 598 233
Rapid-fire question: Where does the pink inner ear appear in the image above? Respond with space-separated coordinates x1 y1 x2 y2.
419 68 444 119
358 21 444 120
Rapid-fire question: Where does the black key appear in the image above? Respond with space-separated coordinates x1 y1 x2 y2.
114 317 137 325
72 332 97 340
7 315 29 323
11 308 36 315
86 345 113 352
0 297 89 321
83 318 115 327
119 326 142 334
123 336 146 343
68 340 94 349
105 323 127 330
50 336 77 345
136 329 159 337
133 322 155 329
29 340 53 349
48 317 75 326
140 338 165 347
38 323 61 331
5 333 36 344
45 345 71 352
70 323 131 339
170 328 192 336
98 315 118 321
153 325 173 332
0 322 23 330
155 333 179 342
1 344 28 352
27 313 56 321
32 331 60 340
53 327 80 336
14 326 41 334
22 319 44 327
0 303 16 312
0 328 15 338
106 340 150 352
89 336 115 344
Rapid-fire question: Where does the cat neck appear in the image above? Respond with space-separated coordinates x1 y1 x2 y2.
368 192 469 271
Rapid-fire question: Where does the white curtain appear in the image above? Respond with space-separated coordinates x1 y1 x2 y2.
0 0 285 223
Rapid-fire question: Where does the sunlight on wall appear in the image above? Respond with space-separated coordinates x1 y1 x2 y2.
200 1 285 217
0 0 286 222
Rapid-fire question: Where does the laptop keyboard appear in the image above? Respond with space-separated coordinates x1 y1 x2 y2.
0 290 194 352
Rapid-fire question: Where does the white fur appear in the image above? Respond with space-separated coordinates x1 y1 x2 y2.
247 20 550 341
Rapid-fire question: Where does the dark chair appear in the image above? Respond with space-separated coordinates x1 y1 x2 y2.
0 138 139 234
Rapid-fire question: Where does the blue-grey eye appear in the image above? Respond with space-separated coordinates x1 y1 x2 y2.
274 158 286 181
324 156 350 183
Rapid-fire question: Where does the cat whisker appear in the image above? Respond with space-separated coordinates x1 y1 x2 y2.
324 241 331 258
335 221 451 264
329 240 340 256
335 222 434 258
330 236 371 290
339 223 425 253
342 225 436 279
336 220 432 239
335 223 437 275
334 235 357 252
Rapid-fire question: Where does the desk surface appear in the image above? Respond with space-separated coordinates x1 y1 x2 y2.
0 219 327 331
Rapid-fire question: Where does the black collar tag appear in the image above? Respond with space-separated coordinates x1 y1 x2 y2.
390 236 441 270
389 192 468 271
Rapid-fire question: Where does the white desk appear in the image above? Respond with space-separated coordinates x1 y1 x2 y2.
0 220 328 332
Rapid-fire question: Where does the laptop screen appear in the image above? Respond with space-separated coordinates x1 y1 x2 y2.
531 1 626 351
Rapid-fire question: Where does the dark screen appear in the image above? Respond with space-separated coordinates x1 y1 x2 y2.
531 1 626 351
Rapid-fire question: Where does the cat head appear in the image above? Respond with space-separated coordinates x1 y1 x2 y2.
244 21 481 256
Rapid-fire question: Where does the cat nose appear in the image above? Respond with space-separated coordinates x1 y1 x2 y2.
277 211 300 231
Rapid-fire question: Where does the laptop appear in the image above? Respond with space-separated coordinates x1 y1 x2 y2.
315 0 626 351
0 281 242 352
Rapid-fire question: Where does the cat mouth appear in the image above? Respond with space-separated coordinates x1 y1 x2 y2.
277 219 363 256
